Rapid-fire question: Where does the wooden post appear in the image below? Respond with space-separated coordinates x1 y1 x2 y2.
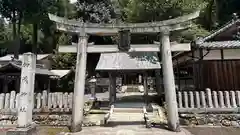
143 72 148 104
109 73 116 105
71 33 88 132
17 53 36 127
89 76 97 100
160 31 180 132
155 70 162 95
47 79 51 93
3 75 8 93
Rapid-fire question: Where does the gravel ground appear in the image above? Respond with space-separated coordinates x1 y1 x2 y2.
0 126 69 135
185 127 240 135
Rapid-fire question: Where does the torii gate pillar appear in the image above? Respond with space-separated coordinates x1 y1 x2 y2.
71 33 88 132
160 31 180 131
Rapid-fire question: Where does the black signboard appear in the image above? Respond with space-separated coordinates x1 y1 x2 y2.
118 30 131 51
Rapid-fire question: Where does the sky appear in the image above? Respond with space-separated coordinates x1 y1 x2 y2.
70 0 77 3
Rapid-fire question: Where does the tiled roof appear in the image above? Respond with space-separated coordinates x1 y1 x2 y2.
95 52 161 71
196 40 240 49
50 70 71 78
0 62 56 76
0 54 50 61
200 19 240 42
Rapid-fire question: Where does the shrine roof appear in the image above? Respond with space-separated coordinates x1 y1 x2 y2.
195 40 240 49
0 62 56 76
50 70 72 78
199 19 240 43
95 52 161 71
0 54 50 61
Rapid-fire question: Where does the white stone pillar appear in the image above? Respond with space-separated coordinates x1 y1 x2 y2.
0 93 4 109
195 91 201 108
36 93 41 109
17 53 36 128
42 90 48 108
218 91 225 108
47 93 52 109
206 88 213 108
224 91 231 108
160 31 179 131
189 91 194 108
10 91 16 109
183 91 189 108
72 33 88 132
200 91 206 108
177 91 183 108
230 91 237 108
138 74 142 84
4 93 10 109
213 91 219 108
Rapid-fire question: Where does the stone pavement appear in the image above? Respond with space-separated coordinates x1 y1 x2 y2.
59 125 193 135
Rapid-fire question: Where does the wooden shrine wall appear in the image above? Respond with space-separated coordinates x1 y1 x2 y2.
194 60 240 90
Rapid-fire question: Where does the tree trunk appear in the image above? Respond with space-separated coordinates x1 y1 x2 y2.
32 23 38 54
12 10 18 59
16 12 22 56
17 12 22 35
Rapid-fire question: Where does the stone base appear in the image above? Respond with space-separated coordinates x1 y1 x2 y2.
7 125 37 135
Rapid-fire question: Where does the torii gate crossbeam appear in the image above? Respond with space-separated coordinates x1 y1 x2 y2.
58 43 191 53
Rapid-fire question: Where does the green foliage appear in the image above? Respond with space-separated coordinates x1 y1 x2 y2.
0 18 11 45
57 33 72 45
120 0 210 42
172 24 210 42
75 0 115 23
51 52 76 91
122 0 208 22
52 53 76 69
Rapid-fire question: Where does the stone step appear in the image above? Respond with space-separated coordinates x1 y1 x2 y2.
109 113 144 122
113 108 143 113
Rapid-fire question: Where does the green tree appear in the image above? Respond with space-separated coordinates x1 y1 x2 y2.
201 0 240 30
0 0 26 58
75 0 115 23
120 0 210 42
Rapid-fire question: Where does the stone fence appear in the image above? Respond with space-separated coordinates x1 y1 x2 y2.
2 89 240 126
0 91 73 113
0 90 73 126
177 89 240 113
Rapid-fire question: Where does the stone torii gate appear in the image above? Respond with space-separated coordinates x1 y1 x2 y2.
48 11 200 132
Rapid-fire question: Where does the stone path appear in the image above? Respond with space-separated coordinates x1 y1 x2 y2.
60 125 192 135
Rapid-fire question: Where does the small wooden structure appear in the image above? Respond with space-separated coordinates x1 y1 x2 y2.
0 54 71 93
174 16 240 90
95 52 161 103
